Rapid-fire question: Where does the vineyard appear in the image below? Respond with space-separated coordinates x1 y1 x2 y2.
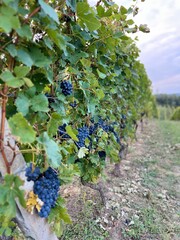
0 0 159 239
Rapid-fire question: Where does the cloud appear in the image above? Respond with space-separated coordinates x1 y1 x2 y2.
153 74 180 94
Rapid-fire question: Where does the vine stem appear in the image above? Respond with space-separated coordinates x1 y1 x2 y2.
0 4 42 174
81 178 106 205
0 84 10 173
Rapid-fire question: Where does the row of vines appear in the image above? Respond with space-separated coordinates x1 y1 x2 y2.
0 0 155 238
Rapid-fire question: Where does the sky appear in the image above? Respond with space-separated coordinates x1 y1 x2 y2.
89 0 180 94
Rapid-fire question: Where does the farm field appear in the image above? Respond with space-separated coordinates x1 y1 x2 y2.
60 120 180 240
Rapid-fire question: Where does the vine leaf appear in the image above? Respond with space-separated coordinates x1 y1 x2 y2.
0 175 26 221
78 147 89 158
14 66 31 78
31 94 49 112
16 47 52 67
96 89 105 100
65 125 78 141
0 6 20 33
8 113 36 143
16 25 32 40
66 0 76 12
38 0 59 23
0 70 24 88
15 93 30 116
47 29 67 53
77 2 101 31
47 113 63 137
48 197 72 237
38 132 62 168
26 191 43 214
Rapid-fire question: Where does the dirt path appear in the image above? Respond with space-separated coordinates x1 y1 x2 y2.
60 120 180 240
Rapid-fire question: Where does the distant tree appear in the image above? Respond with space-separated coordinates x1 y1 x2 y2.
155 94 180 107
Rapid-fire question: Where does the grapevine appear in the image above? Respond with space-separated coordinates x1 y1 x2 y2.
0 0 155 238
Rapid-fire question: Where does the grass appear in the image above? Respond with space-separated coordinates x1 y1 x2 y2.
141 169 160 189
60 200 109 240
158 120 180 144
122 207 166 239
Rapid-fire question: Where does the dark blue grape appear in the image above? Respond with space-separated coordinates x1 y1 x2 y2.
58 124 70 139
120 124 126 129
45 93 55 104
89 123 98 135
25 163 41 182
122 114 127 120
98 151 106 158
25 165 61 219
98 118 110 132
60 80 73 96
70 101 77 108
76 126 90 148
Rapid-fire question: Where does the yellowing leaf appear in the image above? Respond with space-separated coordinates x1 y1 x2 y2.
26 191 43 214
78 147 89 158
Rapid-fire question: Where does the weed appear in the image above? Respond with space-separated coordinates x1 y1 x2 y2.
122 207 165 239
60 200 109 240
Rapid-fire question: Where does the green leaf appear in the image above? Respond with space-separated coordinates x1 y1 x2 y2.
31 94 49 112
0 71 14 82
47 113 62 137
15 93 30 116
120 6 128 14
57 207 72 223
96 89 105 100
0 70 24 88
139 24 150 33
78 147 89 158
16 25 32 39
17 47 52 67
66 0 76 12
23 77 34 88
127 19 134 25
47 29 66 52
8 113 36 143
38 132 62 168
31 47 52 67
38 0 59 23
14 66 31 78
59 164 80 184
6 44 17 57
97 69 106 79
17 49 34 67
0 6 20 33
0 175 25 221
65 125 78 141
77 2 101 31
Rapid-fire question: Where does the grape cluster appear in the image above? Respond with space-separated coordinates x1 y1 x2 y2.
25 164 60 218
98 118 110 132
33 167 60 218
122 114 127 120
89 123 98 135
60 81 73 96
69 100 77 108
45 93 55 106
25 163 41 181
112 130 120 143
76 126 90 148
58 124 70 139
98 151 106 158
